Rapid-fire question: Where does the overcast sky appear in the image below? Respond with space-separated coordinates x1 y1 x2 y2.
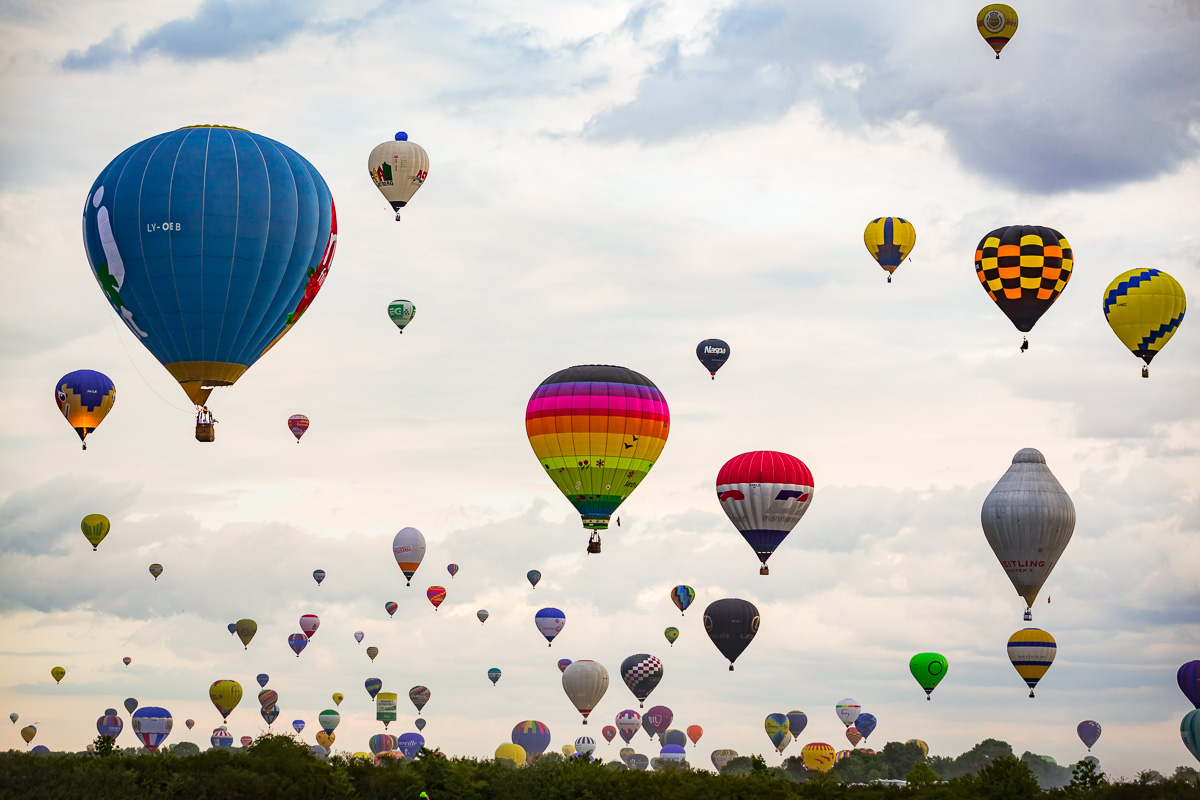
1 0 1198 778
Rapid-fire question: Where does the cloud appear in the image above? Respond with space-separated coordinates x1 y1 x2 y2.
60 0 334 70
583 1 1200 194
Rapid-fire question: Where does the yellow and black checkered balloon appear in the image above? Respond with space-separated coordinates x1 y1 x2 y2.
1103 268 1186 367
975 225 1073 333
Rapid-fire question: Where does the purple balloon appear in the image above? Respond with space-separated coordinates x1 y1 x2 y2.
644 705 673 736
1179 661 1200 708
1077 720 1101 750
396 732 424 758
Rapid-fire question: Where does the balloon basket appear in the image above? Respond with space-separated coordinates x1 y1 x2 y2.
195 423 215 442
759 565 769 575
1023 608 1032 621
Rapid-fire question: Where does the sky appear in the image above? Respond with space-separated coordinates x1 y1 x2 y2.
1 0 1198 779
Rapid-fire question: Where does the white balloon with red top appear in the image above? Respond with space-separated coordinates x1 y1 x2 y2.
716 451 815 574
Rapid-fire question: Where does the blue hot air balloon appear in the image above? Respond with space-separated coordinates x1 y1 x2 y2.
55 369 116 449
131 706 172 752
313 569 326 586
854 713 877 740
292 720 305 734
396 732 425 758
695 339 730 379
488 668 502 685
415 717 426 732
96 714 123 739
365 678 383 700
227 623 237 635
256 674 269 688
81 126 338 413
512 720 551 761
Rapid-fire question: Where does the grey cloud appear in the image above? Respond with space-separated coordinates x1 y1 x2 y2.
584 1 1200 194
0 477 142 556
60 29 130 70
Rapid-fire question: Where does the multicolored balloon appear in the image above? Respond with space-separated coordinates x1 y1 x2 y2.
836 699 859 726
365 679 382 699
148 563 163 580
558 659 573 673
354 630 364 643
976 4 1019 58
711 749 737 771
802 742 836 772
299 614 320 638
535 607 566 646
703 598 760 670
907 739 928 757
315 730 335 749
446 563 459 578
131 706 172 752
615 710 641 744
384 602 398 618
660 743 686 763
488 668 502 686
366 646 379 662
975 225 1072 338
124 698 138 715
235 619 257 649
388 299 417 332
670 585 695 615
695 339 730 379
409 686 430 714
80 514 110 550
620 654 663 708
1103 268 1186 376
392 527 426 586
863 217 916 282
288 633 308 657
511 720 551 761
910 653 949 699
1008 628 1057 697
318 709 341 734
477 610 489 624
211 728 233 748
602 725 617 743
292 720 305 734
765 713 790 749
562 660 610 723
258 689 278 710
83 126 338 411
185 719 194 730
846 725 862 747
427 586 446 609
261 704 279 726
55 369 116 450
716 451 814 573
368 132 429 221
97 714 123 739
1078 721 1101 751
20 725 36 744
122 657 131 666
209 680 242 722
525 365 670 541
369 733 397 756
663 627 679 647
288 415 309 442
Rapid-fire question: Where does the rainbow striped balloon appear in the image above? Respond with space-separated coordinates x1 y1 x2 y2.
525 365 669 532
1007 628 1057 697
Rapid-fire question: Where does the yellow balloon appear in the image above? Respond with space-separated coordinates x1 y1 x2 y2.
209 679 243 721
1007 628 1056 697
495 742 526 765
21 725 36 744
50 666 66 683
1103 268 1186 376
234 619 257 649
863 217 916 282
801 742 836 772
316 730 335 749
561 744 575 757
332 693 344 707
977 4 1019 59
80 514 110 550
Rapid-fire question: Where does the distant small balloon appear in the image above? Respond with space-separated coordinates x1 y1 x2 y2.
670 585 695 615
409 686 431 714
695 339 730 379
385 601 398 618
227 623 237 635
332 693 343 707
365 678 382 700
415 717 426 732
447 563 459 577
50 666 66 683
488 668 502 685
124 698 138 715
299 614 320 638
21 725 36 744
602 725 617 743
367 646 379 662
558 659 572 673
1078 720 1102 751
148 563 163 580
477 610 489 624
292 720 305 734
663 627 679 647
257 674 269 689
313 569 326 586
122 657 131 666
288 633 308 657
527 569 541 588
185 719 195 730
288 414 310 442
354 631 365 643
388 299 417 332
427 586 446 609
9 713 18 724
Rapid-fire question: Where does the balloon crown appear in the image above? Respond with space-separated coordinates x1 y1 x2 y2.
395 132 408 141
179 124 251 131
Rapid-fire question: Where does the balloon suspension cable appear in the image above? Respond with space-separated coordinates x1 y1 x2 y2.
106 308 194 414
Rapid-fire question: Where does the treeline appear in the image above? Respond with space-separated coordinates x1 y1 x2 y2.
1 734 1197 800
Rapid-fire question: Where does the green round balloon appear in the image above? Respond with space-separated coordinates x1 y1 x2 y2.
909 652 948 699
388 299 417 332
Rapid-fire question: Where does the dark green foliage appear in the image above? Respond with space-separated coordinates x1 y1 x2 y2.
90 735 117 757
975 755 1042 800
928 738 1014 780
906 760 939 788
1021 750 1074 789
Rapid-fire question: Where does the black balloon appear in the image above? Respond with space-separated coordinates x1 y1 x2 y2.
703 598 760 670
260 704 279 726
627 753 649 771
695 339 730 379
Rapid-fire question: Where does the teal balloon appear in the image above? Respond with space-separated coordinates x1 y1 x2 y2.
1183 710 1200 764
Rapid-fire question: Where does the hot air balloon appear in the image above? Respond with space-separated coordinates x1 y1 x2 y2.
131 707 172 752
982 448 1076 621
910 653 949 700
82 127 338 429
80 514 110 550
124 698 138 715
602 725 617 744
288 633 308 657
20 725 36 744
835 749 853 763
512 720 551 761
9 713 17 724
367 646 379 662
313 569 326 586
315 730 335 749
235 619 257 649
446 563 459 578
409 686 430 714
495 742 526 765
670 585 695 615
975 225 1072 343
427 586 446 609
369 132 429 221
570 735 595 757
641 715 656 740
122 657 131 666
1078 721 1101 751
387 300 417 332
414 717 426 732
778 732 794 754
616 710 641 744
288 415 309 442
684 725 702 747
370 733 397 756
211 728 233 748
846 725 863 747
55 369 116 449
711 749 737 771
1103 268 1186 377
185 719 195 730
1183 710 1200 764
620 654 663 708
854 713 877 740
332 692 344 707
660 743 687 763
628 753 649 771
645 706 673 738
1008 628 1057 697
527 569 541 588
477 610 489 624
765 714 790 749
392 527 426 586
525 365 670 552
802 742 836 772
384 602 398 618
558 659 573 673
354 630 365 643
396 732 425 758
256 674 269 689
664 627 679 647
292 720 304 734
227 623 237 635
145 563 163 581
318 709 340 734
703 598 760 670
1179 661 1200 708
563 660 609 724
786 711 808 738
716 451 814 574
209 680 242 722
836 699 859 726
261 705 279 726
907 739 928 757
375 692 397 728
299 614 320 638
695 339 730 379
357 679 380 702
618 747 636 764
488 668 502 686
535 607 566 646
863 217 916 282
237 735 252 748
50 667 65 683
97 713 123 739
977 4 1018 58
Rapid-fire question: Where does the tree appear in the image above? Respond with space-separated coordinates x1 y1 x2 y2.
1171 765 1198 785
172 742 200 757
1066 758 1108 797
929 738 1014 780
880 740 926 779
976 754 1041 800
91 735 117 757
720 756 753 776
906 760 939 789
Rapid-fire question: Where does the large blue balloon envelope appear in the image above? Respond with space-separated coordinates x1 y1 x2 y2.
131 706 172 752
853 713 877 740
1179 661 1200 708
96 714 123 738
81 126 338 407
396 732 424 758
512 720 551 761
